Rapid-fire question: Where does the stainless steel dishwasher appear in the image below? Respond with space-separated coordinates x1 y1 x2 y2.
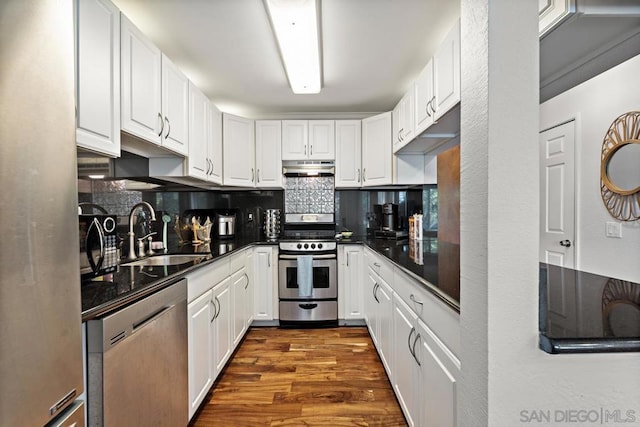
87 279 187 426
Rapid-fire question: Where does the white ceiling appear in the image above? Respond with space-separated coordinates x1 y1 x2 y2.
112 0 460 118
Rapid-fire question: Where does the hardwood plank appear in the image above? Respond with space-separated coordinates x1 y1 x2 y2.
189 327 407 427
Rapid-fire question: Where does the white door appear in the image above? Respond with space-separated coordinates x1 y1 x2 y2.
208 106 223 184
334 120 362 188
281 120 308 160
187 290 214 419
161 54 189 155
308 120 335 160
539 121 575 268
120 15 162 144
253 247 274 321
255 120 283 188
414 59 434 136
212 278 232 376
362 112 392 187
223 113 255 186
433 19 460 120
187 82 208 180
231 267 248 347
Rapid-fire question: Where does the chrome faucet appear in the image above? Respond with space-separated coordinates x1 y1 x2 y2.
127 202 157 260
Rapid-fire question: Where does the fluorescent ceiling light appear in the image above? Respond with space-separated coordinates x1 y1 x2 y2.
264 0 322 94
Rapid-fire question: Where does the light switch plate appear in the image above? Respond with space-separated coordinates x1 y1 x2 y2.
605 221 622 238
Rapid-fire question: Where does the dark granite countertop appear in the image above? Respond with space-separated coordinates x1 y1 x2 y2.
81 233 461 321
539 263 640 354
339 235 460 312
81 234 276 321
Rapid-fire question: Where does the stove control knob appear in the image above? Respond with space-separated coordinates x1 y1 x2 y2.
311 243 316 249
318 243 323 249
304 243 309 249
297 243 302 249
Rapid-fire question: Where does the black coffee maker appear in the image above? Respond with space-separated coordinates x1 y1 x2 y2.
382 203 399 230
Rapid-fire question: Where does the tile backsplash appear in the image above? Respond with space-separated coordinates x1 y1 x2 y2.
284 176 334 214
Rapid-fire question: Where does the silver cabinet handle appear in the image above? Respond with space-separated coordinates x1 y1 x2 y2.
408 327 416 358
257 169 260 183
410 294 423 306
243 273 249 290
430 96 436 114
426 103 432 117
214 296 221 320
412 333 421 366
373 283 379 303
560 240 571 247
362 168 366 182
304 144 307 155
310 144 313 155
157 112 164 137
210 296 218 323
346 252 349 267
251 168 255 182
373 262 381 268
209 159 213 175
164 116 170 139
357 168 361 183
206 158 210 175
268 253 271 267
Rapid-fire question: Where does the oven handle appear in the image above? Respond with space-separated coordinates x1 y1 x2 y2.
279 254 336 260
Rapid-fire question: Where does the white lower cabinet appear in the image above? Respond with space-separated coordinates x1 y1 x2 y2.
212 278 232 375
231 266 250 348
187 290 215 419
363 246 459 427
365 266 393 375
416 318 460 427
392 294 420 427
253 247 277 321
338 245 364 320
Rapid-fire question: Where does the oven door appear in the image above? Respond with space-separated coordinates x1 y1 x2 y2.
278 255 337 299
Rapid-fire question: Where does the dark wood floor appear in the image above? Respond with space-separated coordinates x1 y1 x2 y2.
190 327 408 426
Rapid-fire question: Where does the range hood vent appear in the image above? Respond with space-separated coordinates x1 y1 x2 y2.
282 160 335 177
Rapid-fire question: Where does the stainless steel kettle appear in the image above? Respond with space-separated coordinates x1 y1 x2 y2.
215 213 236 239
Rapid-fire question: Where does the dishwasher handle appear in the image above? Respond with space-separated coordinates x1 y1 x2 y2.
132 304 175 332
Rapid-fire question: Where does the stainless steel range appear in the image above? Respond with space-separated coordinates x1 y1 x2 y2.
278 234 338 326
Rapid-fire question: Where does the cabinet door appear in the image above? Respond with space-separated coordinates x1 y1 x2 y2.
208 105 223 184
365 270 379 346
343 246 364 319
212 277 232 376
75 0 120 157
392 101 402 150
255 121 283 188
187 82 208 180
334 120 362 188
161 54 189 155
392 295 419 427
187 290 214 420
231 267 249 348
433 19 460 120
120 14 162 144
376 277 394 375
281 120 308 160
253 247 274 321
308 120 335 160
362 112 392 187
245 250 254 325
417 319 460 427
223 113 255 186
414 59 435 136
401 89 415 144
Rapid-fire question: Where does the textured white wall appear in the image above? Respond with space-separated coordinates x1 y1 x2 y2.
540 55 640 283
460 2 640 426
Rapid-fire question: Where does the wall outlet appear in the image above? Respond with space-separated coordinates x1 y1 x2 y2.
247 213 253 222
605 221 622 238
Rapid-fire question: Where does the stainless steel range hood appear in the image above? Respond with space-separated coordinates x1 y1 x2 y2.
282 160 335 177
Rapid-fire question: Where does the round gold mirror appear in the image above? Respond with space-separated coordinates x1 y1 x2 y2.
600 111 640 221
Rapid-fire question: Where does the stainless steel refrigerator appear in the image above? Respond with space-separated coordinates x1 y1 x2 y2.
0 0 84 425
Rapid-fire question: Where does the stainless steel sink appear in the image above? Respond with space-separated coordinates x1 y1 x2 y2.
123 254 206 267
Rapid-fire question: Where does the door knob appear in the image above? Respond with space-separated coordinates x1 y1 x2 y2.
559 240 572 247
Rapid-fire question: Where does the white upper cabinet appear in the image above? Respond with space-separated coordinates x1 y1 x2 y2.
539 0 574 37
362 112 392 187
186 82 208 181
433 18 460 121
255 120 283 188
334 120 362 188
160 54 189 155
282 120 335 160
414 59 435 137
392 89 415 151
120 14 162 145
75 0 120 157
208 105 223 185
308 120 335 160
223 113 255 187
281 120 308 160
121 15 188 156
